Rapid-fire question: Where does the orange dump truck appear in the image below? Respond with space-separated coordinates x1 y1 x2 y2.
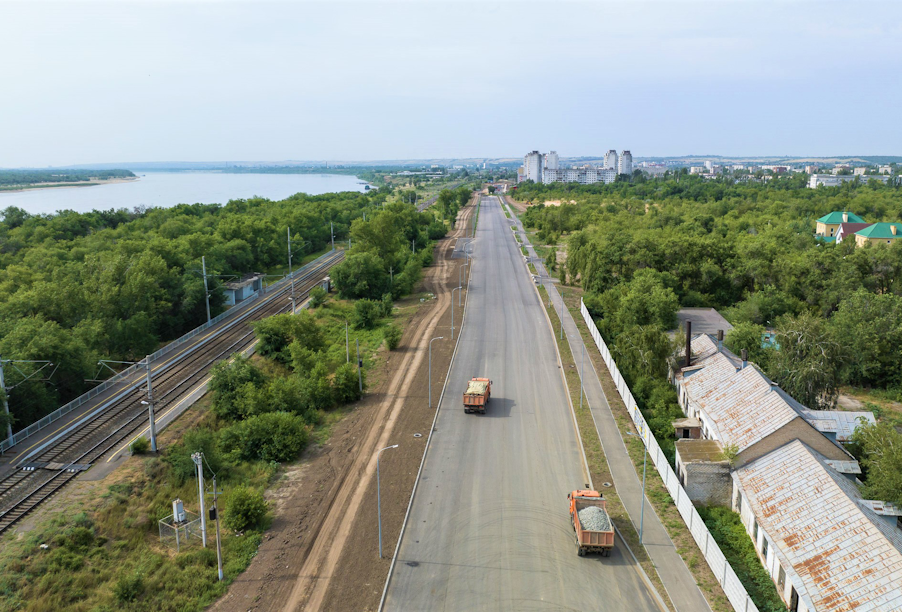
463 378 491 414
569 490 615 557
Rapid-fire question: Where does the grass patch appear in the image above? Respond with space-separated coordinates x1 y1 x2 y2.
697 507 788 612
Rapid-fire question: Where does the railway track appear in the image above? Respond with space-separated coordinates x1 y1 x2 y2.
0 251 343 535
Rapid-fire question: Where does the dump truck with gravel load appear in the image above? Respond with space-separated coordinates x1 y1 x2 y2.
569 489 614 556
463 378 491 414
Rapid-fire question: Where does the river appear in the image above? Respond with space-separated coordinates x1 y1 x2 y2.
0 171 368 215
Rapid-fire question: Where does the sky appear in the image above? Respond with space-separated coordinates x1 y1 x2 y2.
1 0 900 167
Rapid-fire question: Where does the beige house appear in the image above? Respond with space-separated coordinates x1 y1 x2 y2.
814 211 865 238
854 222 902 247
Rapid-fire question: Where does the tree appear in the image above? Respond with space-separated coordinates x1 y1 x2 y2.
487 186 496 194
333 362 364 403
353 299 381 330
309 286 327 308
383 324 403 350
252 312 324 363
850 421 902 505
208 355 266 420
829 290 902 387
224 486 268 532
725 322 770 368
331 252 390 300
220 411 309 463
768 312 842 409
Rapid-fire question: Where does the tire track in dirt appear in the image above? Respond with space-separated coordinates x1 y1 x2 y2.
281 204 474 612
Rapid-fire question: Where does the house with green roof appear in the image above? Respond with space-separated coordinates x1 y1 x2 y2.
854 222 902 247
815 211 866 238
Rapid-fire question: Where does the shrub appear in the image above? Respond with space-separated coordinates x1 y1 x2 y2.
353 299 381 330
224 486 268 532
113 572 144 603
220 412 309 463
252 311 324 363
383 324 403 350
333 362 364 403
129 436 150 455
299 362 335 412
209 355 266 420
381 293 394 317
309 286 327 308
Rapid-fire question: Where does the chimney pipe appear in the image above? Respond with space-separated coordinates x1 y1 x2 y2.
717 329 724 352
893 225 898 236
741 348 748 369
843 211 848 223
685 321 692 368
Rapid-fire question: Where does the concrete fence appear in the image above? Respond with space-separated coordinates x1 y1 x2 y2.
1 251 337 453
580 298 759 612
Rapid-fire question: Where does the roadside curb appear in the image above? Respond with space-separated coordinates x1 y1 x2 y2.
378 205 475 612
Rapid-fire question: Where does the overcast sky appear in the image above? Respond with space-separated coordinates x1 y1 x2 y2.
1 1 900 167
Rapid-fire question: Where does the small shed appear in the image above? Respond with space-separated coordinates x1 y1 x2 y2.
675 439 731 507
224 273 264 306
672 417 702 440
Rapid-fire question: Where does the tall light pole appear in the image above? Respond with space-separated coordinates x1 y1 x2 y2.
141 355 157 452
625 430 647 545
428 337 444 409
560 290 564 340
0 355 9 443
201 256 212 324
212 475 224 581
330 221 335 251
356 338 363 394
192 452 208 547
579 341 585 412
459 261 468 296
451 288 460 339
345 321 350 363
287 227 295 313
376 444 399 558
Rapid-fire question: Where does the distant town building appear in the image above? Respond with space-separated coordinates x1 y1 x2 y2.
854 167 868 176
804 165 819 174
690 166 707 175
704 160 714 171
879 165 893 174
524 151 543 183
618 150 632 176
832 164 852 175
544 151 559 170
604 149 618 170
543 166 617 185
809 174 890 188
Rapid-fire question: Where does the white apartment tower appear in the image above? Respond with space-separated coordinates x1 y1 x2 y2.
524 150 543 183
604 149 618 170
545 151 560 170
618 150 632 176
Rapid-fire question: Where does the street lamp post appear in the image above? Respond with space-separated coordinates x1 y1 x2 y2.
376 444 399 558
626 430 648 544
451 288 460 339
459 261 467 296
428 337 444 409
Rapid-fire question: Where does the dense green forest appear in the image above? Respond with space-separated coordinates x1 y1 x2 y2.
0 169 135 188
515 176 902 500
0 187 439 432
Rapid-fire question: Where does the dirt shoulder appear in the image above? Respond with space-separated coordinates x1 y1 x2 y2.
212 204 474 612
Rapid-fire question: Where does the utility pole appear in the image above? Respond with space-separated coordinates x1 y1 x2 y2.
579 342 584 411
192 452 208 547
376 445 399 558
0 356 10 444
212 476 224 581
345 321 350 363
144 356 157 452
428 337 443 409
287 228 295 313
201 256 211 324
560 290 564 340
330 221 335 251
356 339 363 394
348 237 351 250
451 288 459 339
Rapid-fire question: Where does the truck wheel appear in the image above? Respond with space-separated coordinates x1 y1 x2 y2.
577 547 585 557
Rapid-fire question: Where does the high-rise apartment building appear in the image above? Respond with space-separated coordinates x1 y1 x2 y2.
604 150 618 170
545 151 560 170
524 150 544 183
618 150 632 176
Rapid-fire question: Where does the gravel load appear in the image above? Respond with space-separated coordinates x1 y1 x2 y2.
578 506 611 532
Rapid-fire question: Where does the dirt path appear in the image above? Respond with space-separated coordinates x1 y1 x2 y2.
212 203 474 612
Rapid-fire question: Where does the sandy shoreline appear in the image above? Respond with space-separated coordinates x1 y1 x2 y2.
0 176 139 194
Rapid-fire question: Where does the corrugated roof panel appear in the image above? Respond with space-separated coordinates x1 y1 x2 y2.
735 441 902 612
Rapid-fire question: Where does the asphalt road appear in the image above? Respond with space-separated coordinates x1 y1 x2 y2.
384 196 661 611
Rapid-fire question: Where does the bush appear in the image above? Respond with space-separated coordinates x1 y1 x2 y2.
353 299 381 330
252 312 324 363
220 411 309 463
331 252 391 299
299 363 336 412
333 362 364 403
383 324 403 350
381 293 394 317
224 486 268 532
129 436 150 455
209 355 266 420
113 572 144 603
309 286 327 308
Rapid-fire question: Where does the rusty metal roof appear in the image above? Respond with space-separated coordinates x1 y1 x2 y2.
735 440 902 612
799 409 876 442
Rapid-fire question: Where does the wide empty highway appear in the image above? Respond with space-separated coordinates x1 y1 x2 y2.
384 196 661 611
